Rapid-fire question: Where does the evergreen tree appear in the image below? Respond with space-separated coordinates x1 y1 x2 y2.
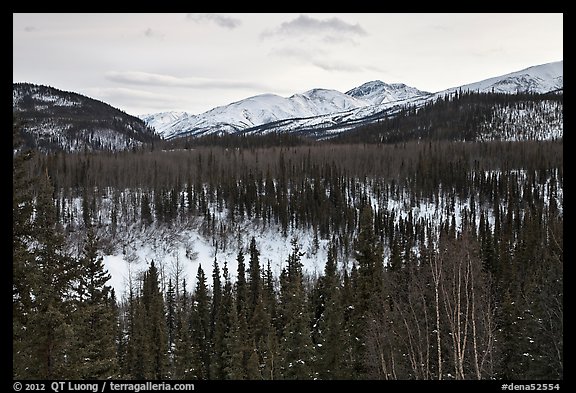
143 261 169 379
224 255 254 379
127 261 168 379
210 258 227 379
315 243 346 379
173 279 194 379
278 239 314 379
211 261 233 379
72 225 119 379
13 122 36 378
190 265 211 379
166 278 176 375
352 205 384 376
224 296 244 379
126 292 150 379
141 192 153 227
247 237 262 320
22 171 79 379
236 248 248 317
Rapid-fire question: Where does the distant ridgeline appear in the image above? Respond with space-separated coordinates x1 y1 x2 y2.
12 83 563 153
12 83 160 153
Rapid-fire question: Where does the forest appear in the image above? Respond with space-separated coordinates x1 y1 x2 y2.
13 118 563 380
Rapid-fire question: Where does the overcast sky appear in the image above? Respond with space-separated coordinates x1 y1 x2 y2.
13 13 563 116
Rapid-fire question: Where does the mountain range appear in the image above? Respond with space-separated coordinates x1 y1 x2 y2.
141 60 563 140
13 60 563 151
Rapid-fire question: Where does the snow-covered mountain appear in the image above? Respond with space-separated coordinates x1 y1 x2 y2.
141 83 430 139
141 60 562 140
346 81 429 105
442 61 563 95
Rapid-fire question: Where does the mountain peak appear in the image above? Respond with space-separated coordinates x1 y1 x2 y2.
346 80 430 105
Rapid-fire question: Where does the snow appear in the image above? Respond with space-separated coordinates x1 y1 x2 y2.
57 160 562 302
346 81 430 105
477 101 563 141
140 61 562 140
439 60 563 95
101 220 330 300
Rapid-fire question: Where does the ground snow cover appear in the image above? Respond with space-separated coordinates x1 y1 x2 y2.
102 223 330 300
78 167 561 300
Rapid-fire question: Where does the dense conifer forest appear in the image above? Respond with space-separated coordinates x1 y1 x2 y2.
13 96 563 380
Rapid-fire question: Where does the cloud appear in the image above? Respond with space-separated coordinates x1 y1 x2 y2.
186 13 241 29
24 26 37 32
269 46 327 60
312 60 364 72
89 87 183 113
105 70 268 90
262 15 367 43
144 28 164 40
95 87 178 104
269 46 370 73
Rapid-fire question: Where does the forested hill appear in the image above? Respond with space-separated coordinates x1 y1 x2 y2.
13 83 160 152
330 91 563 144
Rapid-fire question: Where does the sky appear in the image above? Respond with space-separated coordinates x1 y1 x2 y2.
13 13 563 116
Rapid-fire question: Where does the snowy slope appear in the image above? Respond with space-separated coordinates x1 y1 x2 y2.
141 60 563 140
139 111 188 136
440 60 563 95
140 89 377 139
140 84 429 139
346 81 429 105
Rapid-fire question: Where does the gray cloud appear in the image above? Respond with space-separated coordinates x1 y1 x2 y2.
144 28 164 40
24 26 37 32
269 46 327 60
91 87 183 114
262 15 367 43
269 46 367 73
105 70 267 90
95 87 179 104
312 60 364 72
186 13 241 29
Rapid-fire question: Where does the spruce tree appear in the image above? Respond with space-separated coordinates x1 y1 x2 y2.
126 293 150 379
278 239 314 379
236 248 248 317
13 122 36 378
315 243 346 379
247 237 262 320
224 254 254 379
23 171 80 379
127 261 168 379
72 225 119 379
173 279 194 379
144 261 169 379
355 205 384 313
211 261 233 379
210 258 227 379
166 278 176 375
351 204 384 377
190 265 211 379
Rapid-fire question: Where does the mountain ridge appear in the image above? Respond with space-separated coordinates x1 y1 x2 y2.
13 83 160 152
13 60 563 150
141 60 562 140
